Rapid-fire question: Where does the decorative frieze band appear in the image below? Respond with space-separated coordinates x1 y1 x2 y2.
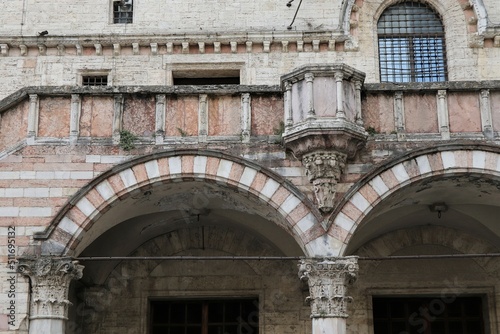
298 257 358 318
0 34 355 57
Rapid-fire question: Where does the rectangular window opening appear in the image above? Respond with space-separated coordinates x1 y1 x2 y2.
373 296 485 334
172 69 241 86
150 298 259 334
82 75 109 87
113 0 133 24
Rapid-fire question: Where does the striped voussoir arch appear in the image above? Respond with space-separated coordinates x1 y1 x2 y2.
43 150 333 257
332 148 500 256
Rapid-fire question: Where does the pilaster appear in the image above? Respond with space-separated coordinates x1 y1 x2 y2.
198 94 208 142
27 94 39 144
241 93 251 143
17 257 84 334
480 89 493 139
437 90 450 140
69 94 81 144
113 94 124 144
155 94 166 144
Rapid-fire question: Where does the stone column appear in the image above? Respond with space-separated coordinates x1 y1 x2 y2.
298 257 358 334
17 257 84 334
305 73 315 119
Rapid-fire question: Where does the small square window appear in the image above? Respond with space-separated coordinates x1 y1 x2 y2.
82 75 109 86
113 0 133 24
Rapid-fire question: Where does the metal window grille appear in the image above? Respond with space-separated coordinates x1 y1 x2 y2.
150 298 259 334
113 1 133 24
373 296 485 334
377 1 447 83
82 75 108 86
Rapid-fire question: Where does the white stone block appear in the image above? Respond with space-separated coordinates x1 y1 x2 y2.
119 168 138 188
145 160 161 179
75 197 96 218
239 167 257 188
260 179 280 200
85 155 101 163
96 180 116 201
216 159 233 179
0 207 19 217
5 188 23 197
369 176 389 197
168 156 182 175
280 194 301 215
19 207 51 217
59 217 81 235
193 156 207 175
391 164 410 183
350 192 371 213
0 171 20 179
472 150 486 169
334 212 355 232
441 151 456 169
416 155 432 175
70 171 94 179
295 212 316 234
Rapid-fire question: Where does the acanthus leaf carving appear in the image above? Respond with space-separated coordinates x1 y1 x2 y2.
298 257 358 318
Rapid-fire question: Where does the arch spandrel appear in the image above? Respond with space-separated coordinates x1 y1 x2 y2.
35 150 339 258
330 147 500 257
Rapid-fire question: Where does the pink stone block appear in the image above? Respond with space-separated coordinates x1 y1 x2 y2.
302 224 325 244
270 187 290 207
107 174 127 196
181 156 194 175
228 163 245 185
38 97 71 138
166 96 199 136
288 203 309 226
81 96 114 137
402 159 421 179
404 94 438 133
490 92 500 132
251 95 283 135
123 95 155 136
66 207 89 229
85 189 106 210
208 96 241 136
0 100 28 151
363 93 395 134
156 158 170 179
380 170 400 189
358 184 380 207
342 201 363 222
132 164 149 185
205 157 221 178
427 152 444 173
448 92 481 132
249 172 268 194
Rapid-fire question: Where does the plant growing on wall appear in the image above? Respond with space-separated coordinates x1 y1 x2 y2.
119 130 138 151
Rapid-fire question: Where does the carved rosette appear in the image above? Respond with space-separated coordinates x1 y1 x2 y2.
17 257 84 320
302 151 347 213
298 257 358 318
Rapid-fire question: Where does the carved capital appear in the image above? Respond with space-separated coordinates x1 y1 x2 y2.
303 151 346 212
18 257 84 320
298 257 358 318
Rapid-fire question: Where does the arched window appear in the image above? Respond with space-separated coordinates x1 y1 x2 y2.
377 1 447 82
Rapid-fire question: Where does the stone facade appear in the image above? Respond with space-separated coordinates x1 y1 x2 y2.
1 0 500 334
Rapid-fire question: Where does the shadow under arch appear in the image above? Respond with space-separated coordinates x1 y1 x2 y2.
329 143 500 256
32 149 337 258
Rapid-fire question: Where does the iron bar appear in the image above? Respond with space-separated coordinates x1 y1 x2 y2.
72 253 500 261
